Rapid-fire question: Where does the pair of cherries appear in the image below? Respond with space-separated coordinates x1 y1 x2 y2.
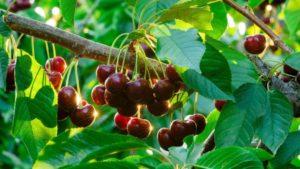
9 0 32 12
158 114 206 150
282 65 300 84
45 56 67 90
58 86 97 127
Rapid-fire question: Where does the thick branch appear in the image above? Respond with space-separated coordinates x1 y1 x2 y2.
3 10 165 77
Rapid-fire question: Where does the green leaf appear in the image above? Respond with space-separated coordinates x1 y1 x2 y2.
66 161 138 169
0 50 8 90
59 0 77 26
245 148 273 161
248 0 265 7
196 147 264 169
206 2 227 38
182 69 234 100
0 11 11 37
156 163 173 169
15 55 32 90
285 52 300 71
33 129 148 169
284 0 300 36
153 25 205 71
257 90 293 153
270 131 300 169
195 110 220 143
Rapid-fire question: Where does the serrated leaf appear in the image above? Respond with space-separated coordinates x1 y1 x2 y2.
59 0 76 26
0 50 8 89
285 52 300 71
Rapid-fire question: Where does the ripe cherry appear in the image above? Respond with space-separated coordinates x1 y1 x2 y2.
114 113 131 131
186 114 206 134
147 100 169 116
166 64 182 82
215 100 227 111
170 120 196 145
153 79 175 101
70 104 96 127
127 117 152 139
157 128 176 150
174 81 185 92
117 104 137 117
141 43 155 58
105 73 128 93
47 71 62 90
244 34 266 54
58 86 79 113
296 73 300 84
6 60 16 92
281 76 292 83
104 90 128 107
96 64 115 84
45 56 67 74
91 85 106 105
126 78 154 104
283 65 298 76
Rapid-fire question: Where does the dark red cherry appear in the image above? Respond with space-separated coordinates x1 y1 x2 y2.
105 73 128 93
117 104 137 117
58 86 79 113
127 117 152 139
70 104 96 127
244 34 266 54
57 106 69 121
91 85 106 105
215 100 227 111
296 73 300 84
147 100 169 116
283 65 298 76
45 56 67 74
174 81 185 92
153 79 175 101
126 69 133 79
157 128 176 150
141 43 155 58
185 120 197 135
47 71 62 90
114 113 131 131
281 76 292 83
170 120 192 145
166 64 182 82
6 60 16 92
16 0 32 9
96 64 115 84
126 78 154 104
271 0 285 5
104 90 128 107
186 114 206 134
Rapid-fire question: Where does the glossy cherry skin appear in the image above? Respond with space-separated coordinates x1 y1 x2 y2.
244 34 266 54
6 60 16 92
147 100 169 116
153 79 175 101
104 90 128 108
127 118 152 139
117 104 137 117
58 86 79 113
9 0 31 12
283 65 298 76
114 113 131 131
45 56 67 74
157 128 176 150
70 104 96 127
91 85 106 105
186 114 206 134
215 100 227 111
96 64 115 84
166 64 182 82
170 120 196 145
47 71 62 90
141 43 155 58
126 78 154 104
105 73 129 93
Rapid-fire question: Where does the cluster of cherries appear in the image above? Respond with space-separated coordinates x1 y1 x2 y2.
8 0 32 12
45 56 66 90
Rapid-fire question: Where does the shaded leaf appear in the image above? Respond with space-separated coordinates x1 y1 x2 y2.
59 0 77 26
285 52 300 71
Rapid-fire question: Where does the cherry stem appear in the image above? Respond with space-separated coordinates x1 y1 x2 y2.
65 61 75 86
52 43 56 57
120 45 129 73
194 93 199 114
74 59 81 96
45 41 50 59
108 33 129 65
29 66 42 98
31 37 35 59
115 35 129 72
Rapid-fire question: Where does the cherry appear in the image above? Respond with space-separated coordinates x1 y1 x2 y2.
47 71 62 90
262 17 271 25
283 65 298 76
9 0 31 12
6 60 16 92
244 34 266 54
96 64 115 84
157 128 176 150
296 73 300 84
186 114 206 134
127 69 133 79
45 56 67 74
105 73 128 93
70 104 96 127
104 90 128 107
57 106 69 120
141 43 155 58
126 78 154 104
153 79 175 101
271 0 285 5
81 99 88 106
170 120 196 145
166 64 182 82
174 81 185 92
215 100 227 111
114 113 131 131
281 76 292 83
127 117 152 139
58 86 79 113
147 100 169 116
117 104 137 117
91 85 106 105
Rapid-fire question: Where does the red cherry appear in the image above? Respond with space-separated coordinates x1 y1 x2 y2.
58 86 79 114
244 34 266 54
170 120 197 144
96 64 115 84
6 60 16 92
57 106 69 121
153 79 175 101
70 104 96 127
147 100 169 116
186 114 206 134
157 128 176 150
296 73 300 84
16 0 32 9
281 76 292 83
174 81 185 92
81 99 88 106
117 104 137 117
215 100 227 111
283 65 298 76
47 71 62 90
104 90 128 108
141 43 155 58
166 64 182 82
127 117 152 139
45 56 67 74
91 85 106 105
114 113 131 131
126 78 154 104
105 73 129 93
